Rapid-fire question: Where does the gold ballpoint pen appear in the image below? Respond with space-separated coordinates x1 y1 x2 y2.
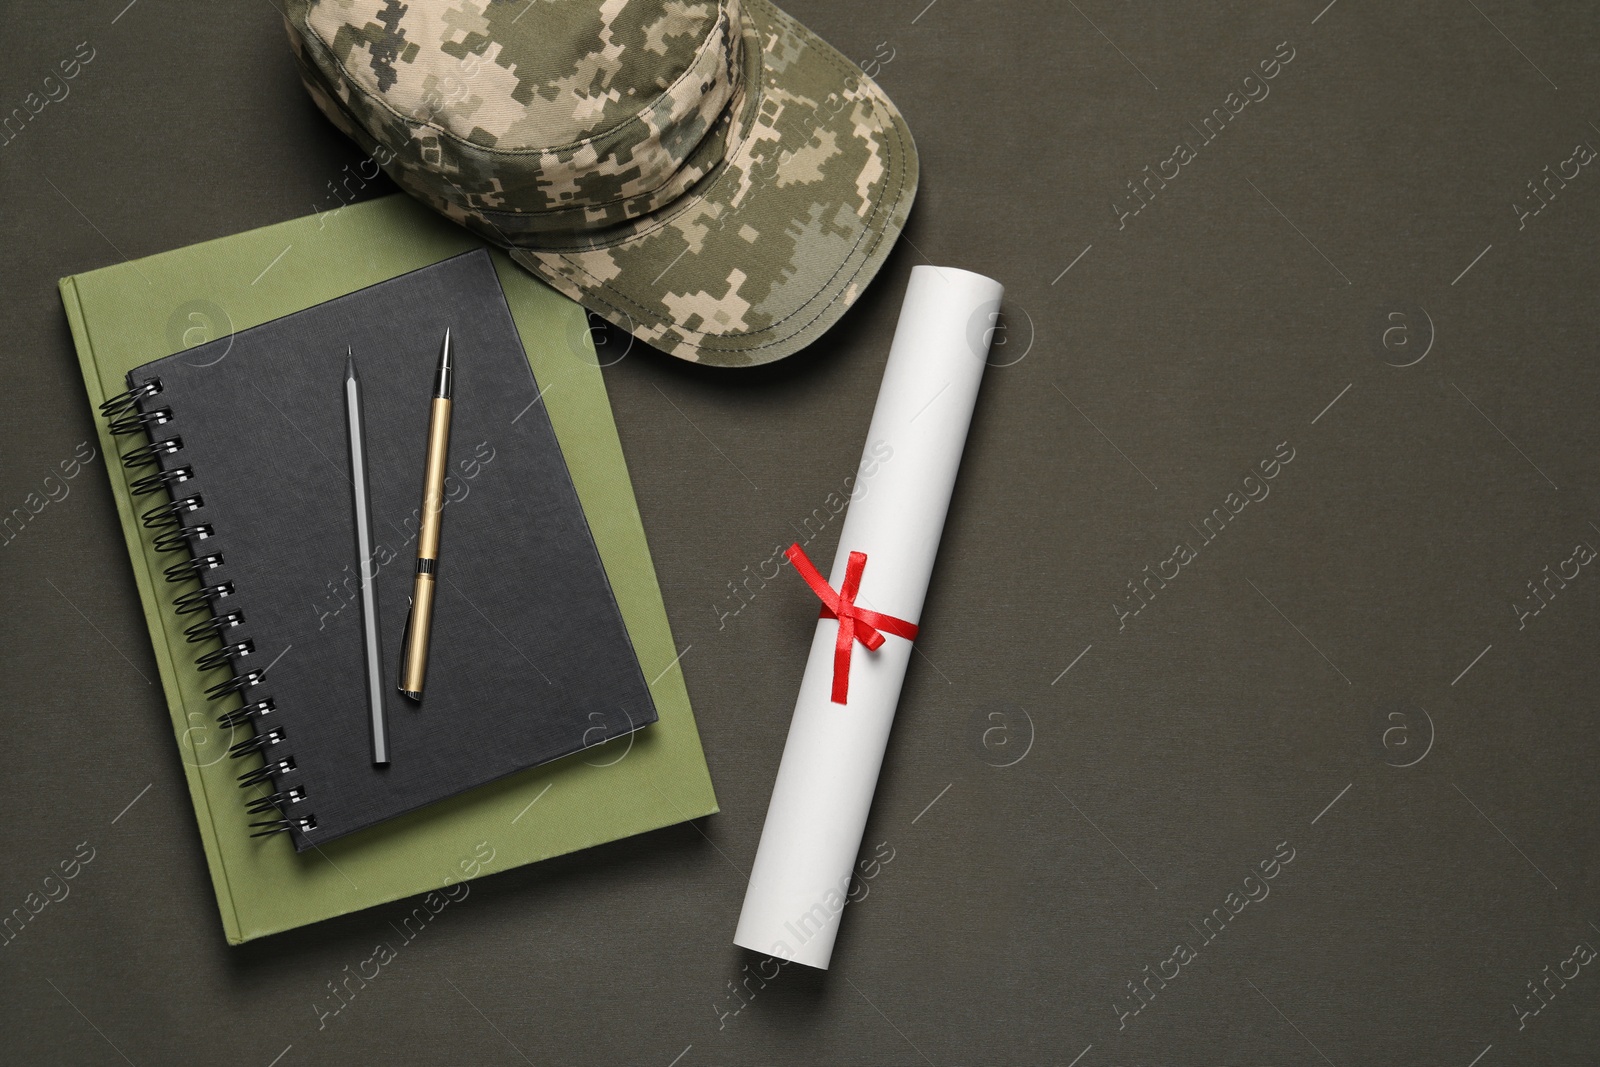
398 328 454 701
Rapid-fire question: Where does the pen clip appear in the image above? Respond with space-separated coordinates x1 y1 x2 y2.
396 597 414 693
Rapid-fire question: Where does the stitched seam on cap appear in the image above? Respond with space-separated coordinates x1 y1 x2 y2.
303 0 733 157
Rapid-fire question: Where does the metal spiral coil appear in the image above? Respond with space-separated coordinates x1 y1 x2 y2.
121 436 183 469
129 465 194 496
141 494 204 530
165 553 225 584
173 581 234 615
108 375 313 841
108 406 174 437
151 523 214 553
185 611 245 643
217 696 274 729
245 785 306 815
196 640 255 673
98 377 162 418
206 668 265 701
238 756 295 789
249 814 318 838
228 726 287 760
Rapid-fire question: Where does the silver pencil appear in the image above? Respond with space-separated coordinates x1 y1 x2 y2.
345 349 389 765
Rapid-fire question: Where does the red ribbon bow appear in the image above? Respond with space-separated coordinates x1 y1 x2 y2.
786 543 919 705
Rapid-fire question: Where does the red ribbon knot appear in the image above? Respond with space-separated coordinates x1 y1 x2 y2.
786 543 919 705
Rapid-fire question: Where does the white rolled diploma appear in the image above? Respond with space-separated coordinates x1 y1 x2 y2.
734 265 1004 969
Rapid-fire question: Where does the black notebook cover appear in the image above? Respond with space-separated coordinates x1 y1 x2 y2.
125 250 656 849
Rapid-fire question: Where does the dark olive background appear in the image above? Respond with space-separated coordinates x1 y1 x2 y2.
3 1 1599 1064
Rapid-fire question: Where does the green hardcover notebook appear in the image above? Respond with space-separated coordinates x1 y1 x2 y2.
60 194 717 944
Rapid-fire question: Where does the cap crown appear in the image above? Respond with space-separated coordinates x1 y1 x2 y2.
292 0 745 237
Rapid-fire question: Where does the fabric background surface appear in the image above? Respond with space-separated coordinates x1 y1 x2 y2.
4 2 1600 1064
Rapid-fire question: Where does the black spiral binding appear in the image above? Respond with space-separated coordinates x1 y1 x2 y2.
130 466 194 497
102 377 316 840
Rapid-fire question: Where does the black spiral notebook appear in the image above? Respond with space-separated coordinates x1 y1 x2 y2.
101 249 656 850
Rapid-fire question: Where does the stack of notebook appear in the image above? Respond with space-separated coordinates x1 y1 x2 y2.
61 195 717 944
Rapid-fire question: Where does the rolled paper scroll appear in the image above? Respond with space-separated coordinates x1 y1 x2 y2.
734 265 1004 969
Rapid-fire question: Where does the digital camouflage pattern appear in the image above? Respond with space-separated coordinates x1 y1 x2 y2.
284 0 918 365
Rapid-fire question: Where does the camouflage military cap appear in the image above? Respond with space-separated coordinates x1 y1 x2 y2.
283 0 918 366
